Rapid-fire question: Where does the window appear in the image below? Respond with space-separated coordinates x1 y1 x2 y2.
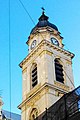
55 59 64 83
31 63 38 88
29 108 38 120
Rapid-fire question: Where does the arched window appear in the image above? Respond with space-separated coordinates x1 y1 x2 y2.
31 63 38 88
55 58 64 83
29 108 38 120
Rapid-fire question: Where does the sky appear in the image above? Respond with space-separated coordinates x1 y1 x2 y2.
0 0 80 114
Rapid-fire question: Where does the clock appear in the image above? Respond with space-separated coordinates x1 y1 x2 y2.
31 40 37 49
51 37 59 46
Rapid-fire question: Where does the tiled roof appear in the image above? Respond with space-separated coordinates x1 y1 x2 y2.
2 110 21 120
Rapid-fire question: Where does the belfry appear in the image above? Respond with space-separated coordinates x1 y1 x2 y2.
18 11 75 120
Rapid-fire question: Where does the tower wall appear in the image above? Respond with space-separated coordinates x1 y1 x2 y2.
18 12 75 120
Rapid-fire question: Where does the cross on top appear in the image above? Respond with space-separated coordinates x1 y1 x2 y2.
41 7 45 14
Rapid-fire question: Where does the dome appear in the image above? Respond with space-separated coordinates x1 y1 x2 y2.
30 12 58 34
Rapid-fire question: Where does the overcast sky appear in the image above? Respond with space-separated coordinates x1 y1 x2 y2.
0 0 80 114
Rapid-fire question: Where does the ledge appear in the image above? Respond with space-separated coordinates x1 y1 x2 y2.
19 40 74 68
54 81 69 92
18 82 70 109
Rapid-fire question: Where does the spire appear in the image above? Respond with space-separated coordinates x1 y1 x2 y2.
38 7 49 21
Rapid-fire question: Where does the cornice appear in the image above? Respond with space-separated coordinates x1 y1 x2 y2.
19 40 74 68
18 82 48 109
54 81 69 92
18 82 69 109
26 26 63 45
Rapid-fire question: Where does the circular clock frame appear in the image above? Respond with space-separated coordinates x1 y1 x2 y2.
31 40 37 50
51 37 59 46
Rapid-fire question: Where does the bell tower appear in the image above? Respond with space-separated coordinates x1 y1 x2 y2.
18 11 75 120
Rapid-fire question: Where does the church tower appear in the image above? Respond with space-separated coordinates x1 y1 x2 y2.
18 11 75 120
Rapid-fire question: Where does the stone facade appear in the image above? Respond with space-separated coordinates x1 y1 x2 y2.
18 12 75 120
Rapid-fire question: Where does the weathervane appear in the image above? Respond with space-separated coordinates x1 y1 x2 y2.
41 7 45 14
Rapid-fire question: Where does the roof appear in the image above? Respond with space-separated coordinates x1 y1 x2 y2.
2 110 21 120
35 86 80 120
30 11 58 34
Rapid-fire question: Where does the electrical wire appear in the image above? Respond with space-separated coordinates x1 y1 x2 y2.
63 69 75 88
18 0 75 99
9 0 11 119
18 0 35 25
8 1 45 119
18 0 44 40
51 48 75 88
7 1 76 120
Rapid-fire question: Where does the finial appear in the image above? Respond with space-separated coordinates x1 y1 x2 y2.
39 8 48 21
41 7 45 14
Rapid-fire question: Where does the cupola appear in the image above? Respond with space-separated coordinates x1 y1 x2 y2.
30 11 58 34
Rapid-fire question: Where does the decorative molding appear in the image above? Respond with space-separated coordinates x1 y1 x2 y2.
26 83 41 99
19 40 74 68
22 67 27 73
66 60 72 65
18 83 49 109
54 81 69 92
39 50 53 57
55 90 64 97
18 82 69 109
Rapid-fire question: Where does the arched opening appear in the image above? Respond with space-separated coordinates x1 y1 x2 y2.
29 108 38 120
31 63 38 88
55 58 64 83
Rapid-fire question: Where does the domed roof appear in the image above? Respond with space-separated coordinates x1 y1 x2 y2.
30 12 58 34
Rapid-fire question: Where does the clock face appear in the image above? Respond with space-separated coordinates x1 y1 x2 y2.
31 40 37 49
51 37 59 46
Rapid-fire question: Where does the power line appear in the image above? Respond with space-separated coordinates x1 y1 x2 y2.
63 69 75 88
18 0 35 25
9 0 11 119
50 48 75 88
18 0 44 40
